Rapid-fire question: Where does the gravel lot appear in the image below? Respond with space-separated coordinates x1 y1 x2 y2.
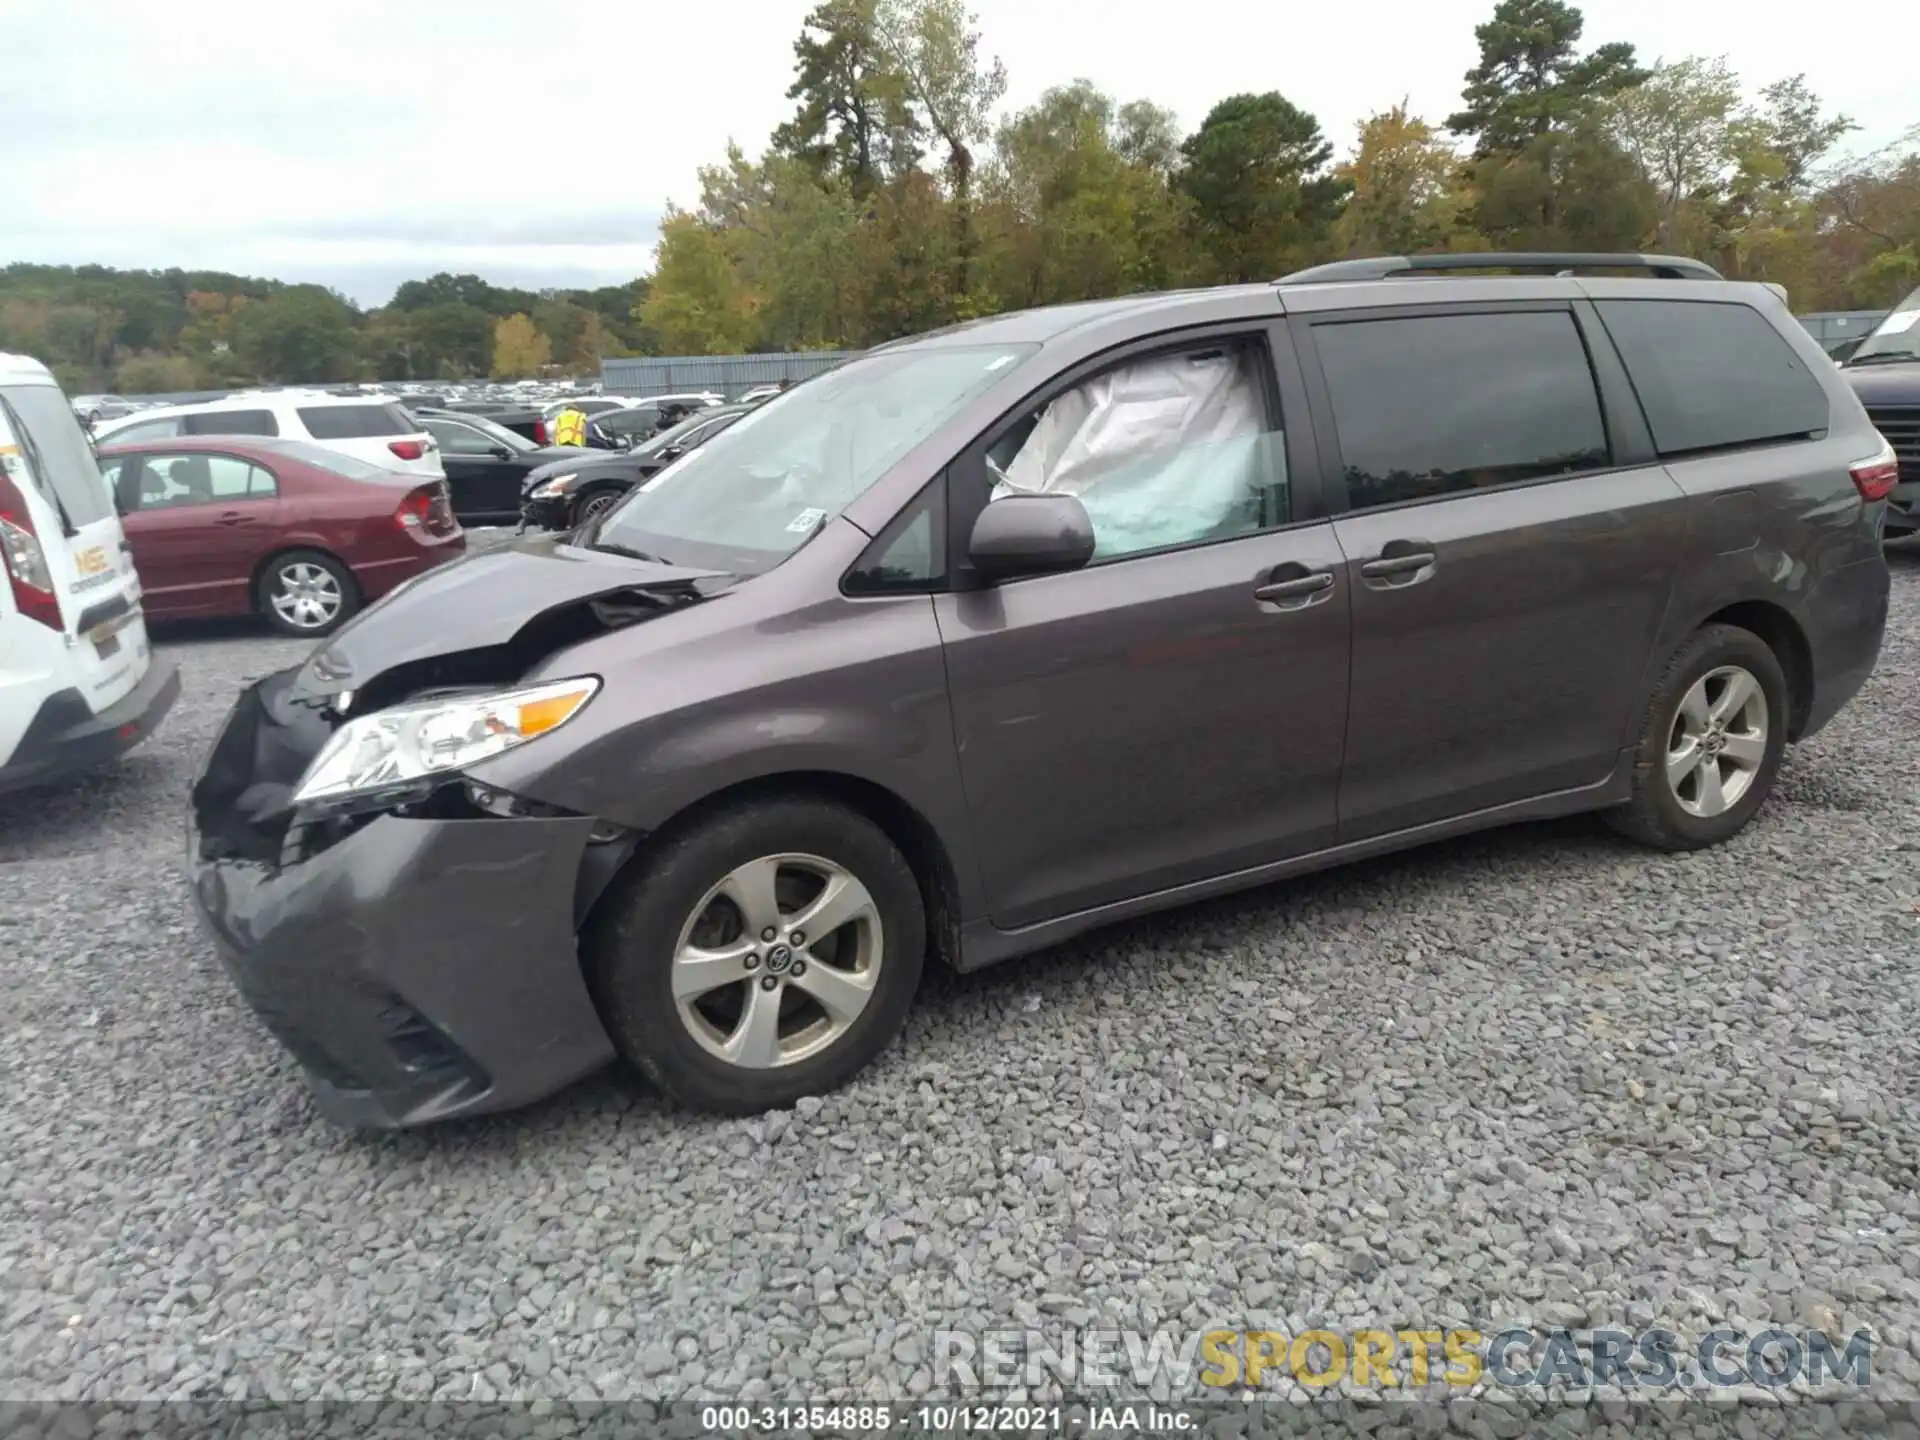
4 547 1920 1421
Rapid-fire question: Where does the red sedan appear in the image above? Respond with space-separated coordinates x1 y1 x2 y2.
95 436 465 636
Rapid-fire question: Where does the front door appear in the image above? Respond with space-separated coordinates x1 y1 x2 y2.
934 328 1352 931
117 451 280 616
424 419 523 521
1298 303 1688 841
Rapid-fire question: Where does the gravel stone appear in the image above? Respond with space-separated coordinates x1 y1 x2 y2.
4 550 1920 1422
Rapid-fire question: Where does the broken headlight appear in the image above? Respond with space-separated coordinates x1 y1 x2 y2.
291 677 599 809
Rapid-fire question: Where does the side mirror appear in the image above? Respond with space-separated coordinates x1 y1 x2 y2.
967 493 1095 582
660 445 684 461
489 445 513 459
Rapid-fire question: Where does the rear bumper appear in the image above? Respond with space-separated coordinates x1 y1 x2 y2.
1797 555 1890 740
355 530 467 599
0 656 179 796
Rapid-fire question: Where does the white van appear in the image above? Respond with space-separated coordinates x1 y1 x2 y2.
0 353 178 795
92 392 444 480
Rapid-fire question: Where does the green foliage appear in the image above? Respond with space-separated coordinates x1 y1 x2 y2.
1178 92 1347 282
1448 0 1646 154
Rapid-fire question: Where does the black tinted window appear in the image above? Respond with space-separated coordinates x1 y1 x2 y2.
1595 300 1829 458
184 409 278 437
297 403 412 439
1316 311 1610 509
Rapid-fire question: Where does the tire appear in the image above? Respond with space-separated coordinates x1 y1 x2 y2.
589 797 926 1114
569 485 626 529
1603 623 1789 852
256 549 359 638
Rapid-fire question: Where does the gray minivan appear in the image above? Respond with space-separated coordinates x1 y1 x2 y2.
189 252 1893 1128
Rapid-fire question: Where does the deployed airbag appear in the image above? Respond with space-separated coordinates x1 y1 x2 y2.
992 349 1272 556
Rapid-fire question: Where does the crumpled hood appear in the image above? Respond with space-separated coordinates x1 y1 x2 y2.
1841 361 1920 405
297 534 726 697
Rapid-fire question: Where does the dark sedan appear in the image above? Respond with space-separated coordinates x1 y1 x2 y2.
96 436 464 636
416 411 585 524
518 404 752 531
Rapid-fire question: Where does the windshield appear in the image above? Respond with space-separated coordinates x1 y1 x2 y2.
594 345 1033 573
0 381 116 529
1847 287 1920 365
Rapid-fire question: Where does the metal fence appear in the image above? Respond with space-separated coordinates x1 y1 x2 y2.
600 351 859 395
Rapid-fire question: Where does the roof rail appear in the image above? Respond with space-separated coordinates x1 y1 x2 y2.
1275 252 1723 285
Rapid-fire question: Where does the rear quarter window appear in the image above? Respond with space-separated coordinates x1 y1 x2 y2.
297 403 414 439
1595 300 1830 458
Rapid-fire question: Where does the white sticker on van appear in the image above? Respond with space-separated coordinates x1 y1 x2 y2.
1876 311 1920 336
786 507 828 534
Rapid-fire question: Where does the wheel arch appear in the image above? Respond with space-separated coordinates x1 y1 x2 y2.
586 769 965 972
1699 599 1813 740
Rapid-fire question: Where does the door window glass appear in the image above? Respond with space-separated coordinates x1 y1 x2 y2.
1314 311 1611 510
130 454 273 508
425 420 497 456
985 340 1287 561
183 409 279 437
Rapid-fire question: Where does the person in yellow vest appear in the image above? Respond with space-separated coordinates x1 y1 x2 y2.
551 405 589 447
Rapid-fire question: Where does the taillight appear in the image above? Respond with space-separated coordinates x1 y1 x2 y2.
0 470 63 631
1850 439 1900 503
395 486 434 530
389 439 426 462
532 420 549 445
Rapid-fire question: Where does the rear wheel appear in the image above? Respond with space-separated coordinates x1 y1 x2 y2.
257 550 358 637
589 797 925 1114
1603 623 1788 851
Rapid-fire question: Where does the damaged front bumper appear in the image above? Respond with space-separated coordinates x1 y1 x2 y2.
186 669 620 1129
519 494 574 532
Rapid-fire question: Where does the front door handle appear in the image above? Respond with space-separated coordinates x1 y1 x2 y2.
1254 571 1333 601
1253 567 1335 611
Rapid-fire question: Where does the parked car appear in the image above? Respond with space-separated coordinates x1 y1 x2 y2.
425 402 550 447
0 354 179 796
70 393 138 425
519 404 754 531
735 385 786 405
1837 284 1920 536
413 411 584 525
96 436 463 636
188 251 1890 1129
94 395 445 482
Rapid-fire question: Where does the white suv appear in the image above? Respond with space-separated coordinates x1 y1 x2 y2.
0 353 178 795
94 393 443 479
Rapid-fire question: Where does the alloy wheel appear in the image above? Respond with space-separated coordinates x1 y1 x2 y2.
578 491 619 522
670 853 884 1069
1665 664 1768 819
270 562 343 631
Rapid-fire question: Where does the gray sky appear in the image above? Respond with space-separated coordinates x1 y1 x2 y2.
3 0 1912 307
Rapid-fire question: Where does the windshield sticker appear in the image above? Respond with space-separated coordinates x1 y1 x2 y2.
1875 310 1919 336
985 355 1018 370
786 507 828 534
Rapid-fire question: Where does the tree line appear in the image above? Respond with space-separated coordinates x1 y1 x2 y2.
0 266 655 396
5 0 1917 392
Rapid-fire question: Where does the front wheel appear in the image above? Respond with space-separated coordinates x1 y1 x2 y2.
257 550 358 637
570 485 626 529
1603 623 1789 851
589 797 926 1114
